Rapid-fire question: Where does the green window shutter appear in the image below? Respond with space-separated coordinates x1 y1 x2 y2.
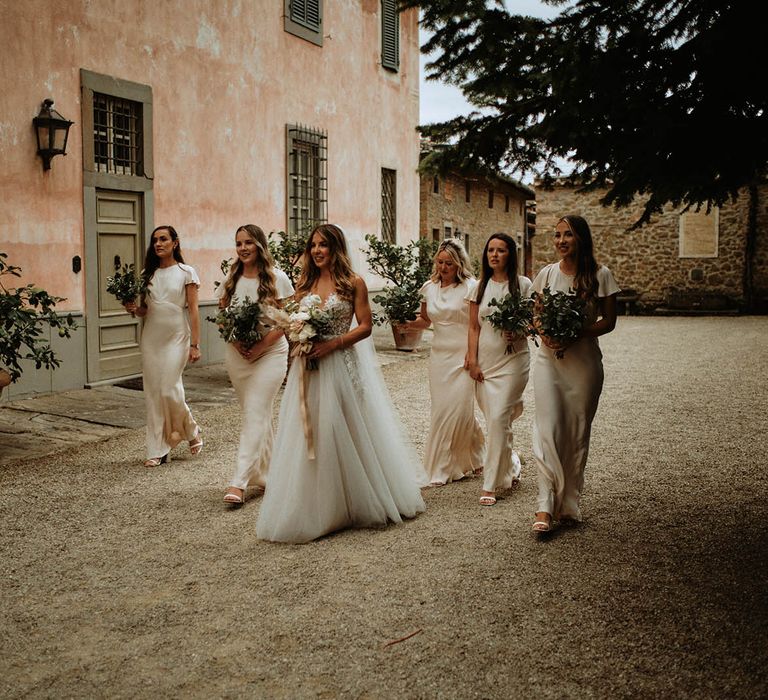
291 0 321 32
381 0 399 71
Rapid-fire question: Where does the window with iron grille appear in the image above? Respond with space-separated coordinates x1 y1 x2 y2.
287 124 328 237
381 0 400 71
93 93 143 175
285 0 323 46
381 168 397 243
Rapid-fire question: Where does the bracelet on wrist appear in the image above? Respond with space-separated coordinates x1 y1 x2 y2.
190 343 200 349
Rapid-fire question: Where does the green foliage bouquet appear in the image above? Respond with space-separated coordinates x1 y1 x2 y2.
268 229 306 286
105 263 147 305
0 252 77 384
207 296 266 348
532 287 586 359
486 293 536 353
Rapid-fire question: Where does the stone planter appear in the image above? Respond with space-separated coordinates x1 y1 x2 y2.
391 324 423 352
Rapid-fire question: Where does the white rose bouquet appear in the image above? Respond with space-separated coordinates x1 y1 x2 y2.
264 294 338 370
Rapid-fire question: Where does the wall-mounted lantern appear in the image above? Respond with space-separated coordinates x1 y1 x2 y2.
33 99 73 171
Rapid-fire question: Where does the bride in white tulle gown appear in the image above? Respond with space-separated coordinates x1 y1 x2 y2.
256 224 426 543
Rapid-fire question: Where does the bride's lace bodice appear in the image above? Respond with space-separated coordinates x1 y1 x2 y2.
322 293 354 338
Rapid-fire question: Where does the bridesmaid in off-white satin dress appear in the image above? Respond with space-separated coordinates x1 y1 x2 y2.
124 225 203 468
216 225 294 505
406 239 484 485
531 215 619 533
467 233 532 506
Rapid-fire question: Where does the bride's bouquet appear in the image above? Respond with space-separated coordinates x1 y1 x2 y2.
486 293 536 353
106 264 147 305
206 295 266 348
532 286 586 359
264 294 338 370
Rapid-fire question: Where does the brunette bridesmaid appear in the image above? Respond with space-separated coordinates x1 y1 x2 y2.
466 233 532 506
124 225 202 467
531 215 619 532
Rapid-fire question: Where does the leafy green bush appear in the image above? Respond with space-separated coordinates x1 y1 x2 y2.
268 229 308 286
364 235 438 326
0 252 77 383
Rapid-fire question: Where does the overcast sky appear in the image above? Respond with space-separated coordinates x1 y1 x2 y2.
419 1 559 125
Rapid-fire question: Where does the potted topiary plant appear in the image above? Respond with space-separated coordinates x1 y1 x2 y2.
364 234 438 351
0 252 77 393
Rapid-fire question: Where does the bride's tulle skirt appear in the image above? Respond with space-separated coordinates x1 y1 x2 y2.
256 342 426 543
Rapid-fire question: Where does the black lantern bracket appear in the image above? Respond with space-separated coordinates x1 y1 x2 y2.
33 98 74 171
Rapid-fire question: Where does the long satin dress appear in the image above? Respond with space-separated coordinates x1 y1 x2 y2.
257 292 426 543
468 276 533 493
531 264 620 519
141 263 200 459
420 279 484 484
220 269 294 491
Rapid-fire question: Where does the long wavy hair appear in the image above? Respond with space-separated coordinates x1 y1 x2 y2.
295 224 356 301
430 238 474 284
558 215 599 299
475 232 520 304
141 225 185 301
220 225 279 307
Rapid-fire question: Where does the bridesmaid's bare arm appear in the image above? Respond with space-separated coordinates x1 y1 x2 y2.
467 302 483 382
581 294 618 338
186 283 201 363
406 301 431 331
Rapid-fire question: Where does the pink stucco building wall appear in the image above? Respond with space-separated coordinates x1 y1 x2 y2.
1 1 420 396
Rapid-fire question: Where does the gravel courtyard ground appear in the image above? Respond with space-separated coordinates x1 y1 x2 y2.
1 316 767 699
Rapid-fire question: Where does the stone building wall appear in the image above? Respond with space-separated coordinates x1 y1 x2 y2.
753 186 768 311
420 172 533 265
532 183 768 310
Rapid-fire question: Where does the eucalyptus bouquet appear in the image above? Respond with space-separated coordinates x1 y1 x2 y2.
207 295 266 348
264 294 338 370
106 264 147 305
532 286 586 359
486 293 536 353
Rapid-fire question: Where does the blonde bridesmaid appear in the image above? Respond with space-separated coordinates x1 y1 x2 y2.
217 225 294 505
531 215 619 532
125 225 202 467
406 239 484 485
466 233 532 506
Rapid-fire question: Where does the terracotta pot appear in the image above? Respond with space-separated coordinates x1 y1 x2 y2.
391 324 423 352
0 369 12 391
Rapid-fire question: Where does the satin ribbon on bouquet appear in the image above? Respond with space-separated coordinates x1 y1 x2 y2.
292 345 316 460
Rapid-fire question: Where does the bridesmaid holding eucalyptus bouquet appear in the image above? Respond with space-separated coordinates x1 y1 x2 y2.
466 233 532 506
531 215 620 533
215 225 294 505
124 225 202 468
